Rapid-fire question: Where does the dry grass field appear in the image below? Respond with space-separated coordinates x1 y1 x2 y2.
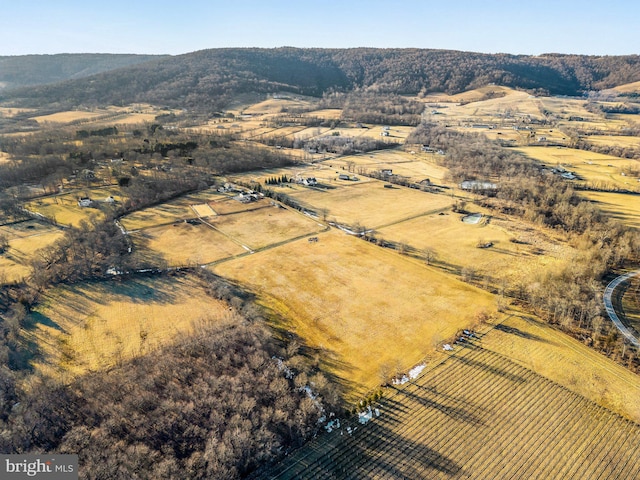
266 341 640 480
214 230 497 396
23 275 231 379
25 187 122 226
209 203 324 251
130 222 247 266
328 149 450 183
241 96 317 115
120 190 227 230
0 221 65 282
587 134 640 148
376 207 570 288
283 180 453 229
481 313 640 423
612 80 640 94
581 191 640 229
33 110 106 124
515 146 640 190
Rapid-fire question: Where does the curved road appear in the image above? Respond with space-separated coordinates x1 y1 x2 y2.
603 270 640 348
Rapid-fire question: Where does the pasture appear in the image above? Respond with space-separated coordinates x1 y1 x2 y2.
130 222 247 266
328 149 450 183
515 146 640 191
375 207 568 287
214 230 497 396
23 274 231 378
267 341 640 479
25 187 122 226
288 179 454 229
119 190 228 230
0 220 65 282
582 191 640 229
209 203 324 251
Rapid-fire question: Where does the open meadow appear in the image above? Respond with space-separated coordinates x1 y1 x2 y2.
25 187 122 226
376 207 571 288
22 274 231 379
515 145 640 194
328 149 450 183
0 220 65 282
214 230 497 397
581 191 640 229
287 179 453 229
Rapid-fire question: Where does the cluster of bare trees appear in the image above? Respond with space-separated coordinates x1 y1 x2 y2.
409 123 640 368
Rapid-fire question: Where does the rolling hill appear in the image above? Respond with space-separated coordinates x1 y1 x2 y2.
0 53 165 91
2 48 640 110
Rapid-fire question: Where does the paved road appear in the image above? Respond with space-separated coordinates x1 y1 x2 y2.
603 270 640 348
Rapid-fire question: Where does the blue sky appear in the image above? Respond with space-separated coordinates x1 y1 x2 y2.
0 0 638 56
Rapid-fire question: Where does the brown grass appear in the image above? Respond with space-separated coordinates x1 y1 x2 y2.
481 313 640 423
210 203 324 250
130 222 247 266
24 275 231 379
214 230 497 397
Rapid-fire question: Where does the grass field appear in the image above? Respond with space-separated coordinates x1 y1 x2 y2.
214 230 497 396
288 180 454 229
130 222 247 266
23 274 231 379
481 313 640 422
209 203 324 251
266 341 640 479
515 146 640 190
120 190 228 230
32 110 106 124
25 187 122 226
0 221 65 282
327 149 450 183
582 191 640 229
375 207 569 287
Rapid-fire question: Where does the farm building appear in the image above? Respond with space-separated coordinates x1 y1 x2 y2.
78 197 93 207
460 180 497 191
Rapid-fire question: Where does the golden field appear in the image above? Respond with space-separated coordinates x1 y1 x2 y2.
214 230 498 396
288 179 453 228
209 203 324 251
481 313 640 422
0 221 65 282
24 275 231 379
581 191 640 229
130 222 247 266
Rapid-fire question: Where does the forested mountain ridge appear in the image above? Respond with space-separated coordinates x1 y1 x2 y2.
0 53 166 91
2 48 640 111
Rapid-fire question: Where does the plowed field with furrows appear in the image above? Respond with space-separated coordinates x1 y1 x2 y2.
262 345 640 479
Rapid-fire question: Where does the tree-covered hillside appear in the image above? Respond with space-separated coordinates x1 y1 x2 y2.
2 48 640 110
0 53 166 91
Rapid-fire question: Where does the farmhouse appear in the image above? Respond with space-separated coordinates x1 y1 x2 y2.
77 197 93 207
380 169 393 176
297 177 317 186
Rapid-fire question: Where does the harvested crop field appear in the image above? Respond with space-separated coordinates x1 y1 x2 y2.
265 343 640 480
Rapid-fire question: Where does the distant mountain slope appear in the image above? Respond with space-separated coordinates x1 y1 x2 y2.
0 53 166 91
2 48 640 110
